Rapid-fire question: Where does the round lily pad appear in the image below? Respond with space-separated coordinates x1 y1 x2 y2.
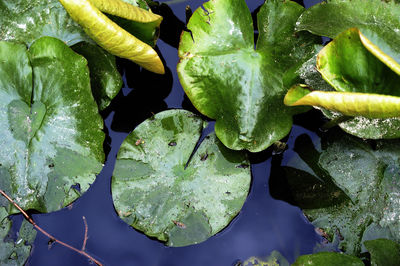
112 110 251 247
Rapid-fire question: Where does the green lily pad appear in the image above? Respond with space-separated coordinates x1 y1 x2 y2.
278 129 400 255
177 0 318 152
364 238 400 266
0 37 104 214
0 208 37 266
112 110 251 247
293 252 363 266
296 0 400 74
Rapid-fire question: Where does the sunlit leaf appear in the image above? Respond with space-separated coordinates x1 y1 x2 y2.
177 0 318 152
0 38 104 214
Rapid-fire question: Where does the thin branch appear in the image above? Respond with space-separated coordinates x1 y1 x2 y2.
0 189 103 266
82 216 88 251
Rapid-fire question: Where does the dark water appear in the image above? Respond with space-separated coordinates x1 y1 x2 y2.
26 0 324 265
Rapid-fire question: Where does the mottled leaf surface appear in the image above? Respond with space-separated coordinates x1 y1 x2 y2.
278 130 400 255
177 0 318 152
0 38 104 213
112 110 251 246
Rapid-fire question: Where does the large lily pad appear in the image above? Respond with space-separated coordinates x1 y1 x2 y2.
177 0 318 152
276 129 400 255
112 110 251 247
0 37 104 214
296 0 400 74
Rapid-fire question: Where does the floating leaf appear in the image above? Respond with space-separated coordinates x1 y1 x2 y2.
296 0 400 74
292 252 363 266
0 37 104 213
364 238 400 266
275 130 400 255
112 110 251 247
0 208 37 265
177 0 318 152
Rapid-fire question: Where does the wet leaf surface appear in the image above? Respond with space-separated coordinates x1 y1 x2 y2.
177 0 319 152
0 37 104 214
112 110 251 246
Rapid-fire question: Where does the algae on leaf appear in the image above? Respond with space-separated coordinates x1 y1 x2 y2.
112 110 251 247
177 0 319 152
0 37 104 214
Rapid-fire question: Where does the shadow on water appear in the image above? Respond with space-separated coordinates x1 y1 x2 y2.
26 0 325 265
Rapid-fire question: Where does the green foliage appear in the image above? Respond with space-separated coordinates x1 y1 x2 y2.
0 38 104 214
177 0 319 152
112 110 251 246
279 129 400 255
0 208 37 266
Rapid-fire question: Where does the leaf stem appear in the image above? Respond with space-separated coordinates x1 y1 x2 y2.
0 189 103 266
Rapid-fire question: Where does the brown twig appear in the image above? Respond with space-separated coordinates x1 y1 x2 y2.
82 216 88 251
0 189 103 266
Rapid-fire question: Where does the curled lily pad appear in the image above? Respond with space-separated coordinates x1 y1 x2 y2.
112 110 251 247
285 28 400 138
0 37 104 213
277 129 400 255
177 0 318 152
296 0 400 74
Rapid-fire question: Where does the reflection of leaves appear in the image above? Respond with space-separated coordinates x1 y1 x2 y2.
272 128 400 255
177 0 319 152
0 38 104 214
112 110 251 247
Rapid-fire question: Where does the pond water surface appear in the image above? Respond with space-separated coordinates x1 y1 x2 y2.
26 0 325 265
